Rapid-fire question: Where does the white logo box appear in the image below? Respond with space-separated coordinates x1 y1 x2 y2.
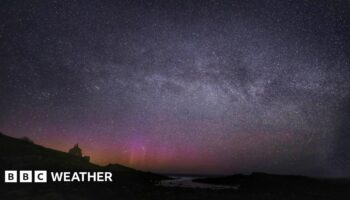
4 170 47 183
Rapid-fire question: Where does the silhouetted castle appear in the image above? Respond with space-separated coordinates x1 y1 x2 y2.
69 144 82 157
68 144 90 162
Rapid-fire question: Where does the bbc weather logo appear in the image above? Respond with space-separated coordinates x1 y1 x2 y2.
4 170 113 183
5 170 47 183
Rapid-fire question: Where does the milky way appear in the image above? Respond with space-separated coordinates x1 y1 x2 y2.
1 0 350 176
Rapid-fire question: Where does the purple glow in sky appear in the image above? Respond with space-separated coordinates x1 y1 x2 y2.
1 0 350 177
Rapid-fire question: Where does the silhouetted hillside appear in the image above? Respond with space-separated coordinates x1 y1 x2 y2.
0 132 349 200
0 133 100 171
0 132 167 180
0 132 170 199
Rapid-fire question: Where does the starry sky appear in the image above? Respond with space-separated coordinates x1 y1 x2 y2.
1 0 350 177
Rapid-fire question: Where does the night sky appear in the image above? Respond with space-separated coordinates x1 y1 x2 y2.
1 0 350 177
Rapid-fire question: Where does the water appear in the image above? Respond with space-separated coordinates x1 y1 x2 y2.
157 176 239 190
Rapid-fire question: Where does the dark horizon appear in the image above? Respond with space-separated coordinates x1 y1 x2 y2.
1 0 350 177
1 131 349 178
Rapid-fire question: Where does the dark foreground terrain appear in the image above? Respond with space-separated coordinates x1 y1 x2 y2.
0 132 349 200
